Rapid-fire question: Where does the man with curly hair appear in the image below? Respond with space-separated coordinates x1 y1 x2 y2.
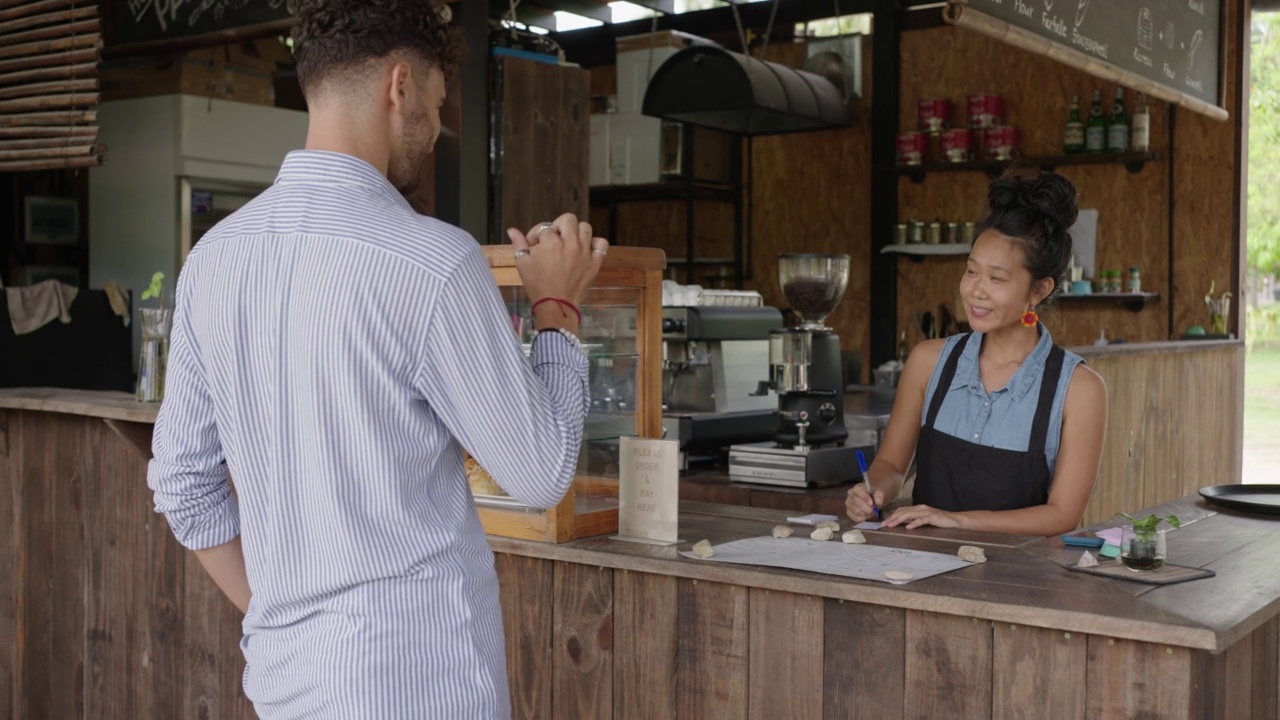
147 1 608 717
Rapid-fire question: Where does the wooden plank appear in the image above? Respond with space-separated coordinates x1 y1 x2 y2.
613 570 677 720
992 623 1086 720
552 562 614 719
182 523 223 718
677 578 749 720
1085 636 1194 718
904 611 993 720
82 417 128 719
748 588 823 720
494 553 554 720
1251 616 1279 720
0 411 18 720
0 388 159 423
219 590 255 718
823 600 905 720
146 476 185 720
20 412 57 717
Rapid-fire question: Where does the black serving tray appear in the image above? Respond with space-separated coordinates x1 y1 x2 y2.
1199 484 1280 516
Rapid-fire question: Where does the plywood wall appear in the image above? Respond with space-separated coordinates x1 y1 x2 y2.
896 2 1243 350
749 41 874 382
896 25 1175 350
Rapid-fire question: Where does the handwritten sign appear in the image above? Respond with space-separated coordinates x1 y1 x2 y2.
112 0 297 48
613 437 680 545
964 0 1221 108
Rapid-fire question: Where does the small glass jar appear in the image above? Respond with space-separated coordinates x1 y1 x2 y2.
1128 267 1141 293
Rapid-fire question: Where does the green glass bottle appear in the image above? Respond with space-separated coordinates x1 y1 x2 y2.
1085 89 1106 153
1107 87 1129 153
1064 96 1085 154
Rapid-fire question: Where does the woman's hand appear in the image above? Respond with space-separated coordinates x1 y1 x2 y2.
845 484 885 524
881 504 963 530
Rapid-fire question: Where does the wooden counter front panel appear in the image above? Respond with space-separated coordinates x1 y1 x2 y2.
492 553 1280 720
3 410 253 720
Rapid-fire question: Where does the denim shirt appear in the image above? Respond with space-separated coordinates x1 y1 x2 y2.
921 325 1083 476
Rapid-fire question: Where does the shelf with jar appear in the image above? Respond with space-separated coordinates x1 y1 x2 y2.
468 245 666 543
892 88 1159 183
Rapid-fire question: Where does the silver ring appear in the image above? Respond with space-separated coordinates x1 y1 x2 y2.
515 249 532 258
592 248 608 256
535 222 555 237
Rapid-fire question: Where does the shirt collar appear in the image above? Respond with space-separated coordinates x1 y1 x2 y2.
275 150 409 209
951 323 1054 401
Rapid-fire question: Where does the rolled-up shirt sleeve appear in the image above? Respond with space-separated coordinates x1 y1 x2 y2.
147 268 239 550
414 247 590 509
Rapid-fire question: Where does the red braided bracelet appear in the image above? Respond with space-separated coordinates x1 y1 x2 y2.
530 297 582 327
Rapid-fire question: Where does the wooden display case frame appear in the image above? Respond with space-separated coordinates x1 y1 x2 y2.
478 244 666 543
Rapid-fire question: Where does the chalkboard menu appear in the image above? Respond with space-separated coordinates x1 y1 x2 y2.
112 0 298 48
963 0 1221 108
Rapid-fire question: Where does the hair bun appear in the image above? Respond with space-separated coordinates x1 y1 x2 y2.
1031 173 1079 231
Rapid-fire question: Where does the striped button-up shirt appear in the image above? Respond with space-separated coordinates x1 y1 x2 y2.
148 150 589 719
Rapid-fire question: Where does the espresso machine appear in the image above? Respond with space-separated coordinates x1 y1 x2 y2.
728 254 869 488
661 293 783 469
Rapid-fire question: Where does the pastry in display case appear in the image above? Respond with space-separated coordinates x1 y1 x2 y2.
471 245 665 543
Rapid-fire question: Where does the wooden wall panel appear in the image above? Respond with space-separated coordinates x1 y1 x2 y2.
0 411 17 720
1173 0 1243 339
903 611 993 719
822 600 906 720
1250 616 1279 720
747 589 823 720
750 42 874 381
613 570 677 720
552 563 614 719
1080 344 1243 525
1085 637 1194 718
495 553 555 720
677 578 749 720
896 25 1173 350
500 57 590 239
992 623 1086 720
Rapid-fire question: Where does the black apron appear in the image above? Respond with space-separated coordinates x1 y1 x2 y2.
913 333 1066 513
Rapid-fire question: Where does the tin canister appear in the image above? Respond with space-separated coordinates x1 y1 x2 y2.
944 222 961 244
894 224 908 245
896 131 926 165
926 221 943 245
961 222 976 244
917 98 952 132
967 93 1004 129
983 125 1020 161
908 221 925 244
940 128 973 163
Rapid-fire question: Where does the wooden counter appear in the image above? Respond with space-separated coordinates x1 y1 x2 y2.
2 387 1264 719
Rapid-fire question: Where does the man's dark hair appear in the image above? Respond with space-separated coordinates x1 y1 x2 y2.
292 0 467 95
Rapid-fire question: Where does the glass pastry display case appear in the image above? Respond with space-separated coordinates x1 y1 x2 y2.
469 245 666 542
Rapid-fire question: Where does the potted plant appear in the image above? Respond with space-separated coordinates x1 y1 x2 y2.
136 272 172 403
1115 512 1181 571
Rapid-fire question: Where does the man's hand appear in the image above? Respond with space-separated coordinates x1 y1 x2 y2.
508 213 608 333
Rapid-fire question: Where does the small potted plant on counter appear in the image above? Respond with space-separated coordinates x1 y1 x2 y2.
1116 512 1181 571
136 271 172 403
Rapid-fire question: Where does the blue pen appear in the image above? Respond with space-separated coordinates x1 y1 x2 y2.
856 450 879 520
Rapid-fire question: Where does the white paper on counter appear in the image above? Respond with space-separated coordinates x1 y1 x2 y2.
679 536 972 584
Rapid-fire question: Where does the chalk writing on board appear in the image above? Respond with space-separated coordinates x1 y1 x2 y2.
123 0 296 35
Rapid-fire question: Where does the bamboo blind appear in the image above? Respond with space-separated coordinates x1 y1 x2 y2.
0 0 102 172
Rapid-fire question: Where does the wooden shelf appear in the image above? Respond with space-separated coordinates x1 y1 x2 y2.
1058 291 1160 312
881 243 971 256
891 152 1162 184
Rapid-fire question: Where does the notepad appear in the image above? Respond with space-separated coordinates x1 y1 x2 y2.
854 521 883 530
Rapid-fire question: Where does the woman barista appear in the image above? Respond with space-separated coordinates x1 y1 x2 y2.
847 165 1107 536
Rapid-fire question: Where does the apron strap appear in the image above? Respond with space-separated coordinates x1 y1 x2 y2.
1027 344 1067 454
924 333 972 430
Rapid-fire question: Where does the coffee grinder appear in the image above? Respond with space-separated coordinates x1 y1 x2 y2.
728 253 867 488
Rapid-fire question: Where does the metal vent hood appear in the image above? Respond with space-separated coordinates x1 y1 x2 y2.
641 46 851 136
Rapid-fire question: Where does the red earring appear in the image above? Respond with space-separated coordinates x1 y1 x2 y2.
1021 308 1039 327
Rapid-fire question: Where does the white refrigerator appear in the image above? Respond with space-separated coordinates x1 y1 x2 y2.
89 95 308 359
